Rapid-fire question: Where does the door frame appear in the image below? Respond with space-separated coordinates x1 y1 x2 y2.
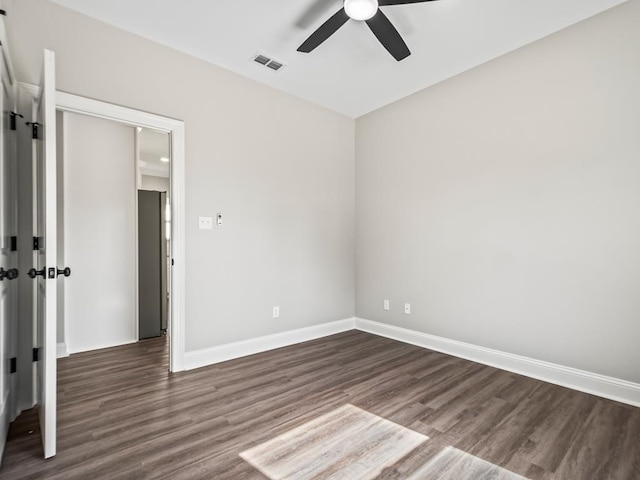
55 92 186 372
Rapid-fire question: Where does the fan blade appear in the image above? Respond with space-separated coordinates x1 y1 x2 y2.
379 0 440 5
366 11 411 61
297 9 350 53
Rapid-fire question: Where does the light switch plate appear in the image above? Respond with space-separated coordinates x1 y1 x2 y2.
199 216 213 230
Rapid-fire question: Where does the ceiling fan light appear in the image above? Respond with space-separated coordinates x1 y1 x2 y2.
344 0 378 21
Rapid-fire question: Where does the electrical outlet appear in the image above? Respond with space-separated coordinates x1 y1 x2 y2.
404 303 411 315
383 299 390 311
273 306 280 318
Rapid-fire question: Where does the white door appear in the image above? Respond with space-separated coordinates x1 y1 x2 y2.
31 49 57 459
0 15 18 463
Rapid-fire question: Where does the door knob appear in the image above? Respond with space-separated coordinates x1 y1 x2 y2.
1 268 19 281
57 267 71 277
28 267 46 279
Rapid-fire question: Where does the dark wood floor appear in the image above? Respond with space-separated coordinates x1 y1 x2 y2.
0 331 638 479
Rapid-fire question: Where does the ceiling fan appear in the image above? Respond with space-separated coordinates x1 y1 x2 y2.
297 0 440 61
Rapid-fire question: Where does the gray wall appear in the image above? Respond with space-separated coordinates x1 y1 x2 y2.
356 0 640 383
63 112 137 353
5 0 355 352
8 0 637 385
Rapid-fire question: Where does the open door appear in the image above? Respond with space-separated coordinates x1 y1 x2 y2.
30 49 57 459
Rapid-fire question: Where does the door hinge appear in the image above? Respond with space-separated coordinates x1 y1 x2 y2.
9 112 23 131
10 357 17 374
26 121 41 140
33 347 41 362
33 236 42 250
10 236 17 251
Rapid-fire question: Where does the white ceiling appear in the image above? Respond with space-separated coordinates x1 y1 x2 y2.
50 0 626 118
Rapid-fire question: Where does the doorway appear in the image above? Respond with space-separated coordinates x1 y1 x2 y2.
56 92 185 372
137 127 170 340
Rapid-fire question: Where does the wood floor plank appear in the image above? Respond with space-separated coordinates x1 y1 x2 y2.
1 331 638 479
524 390 598 473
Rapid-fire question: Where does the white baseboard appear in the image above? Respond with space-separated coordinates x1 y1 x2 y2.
57 342 69 358
355 318 640 408
184 318 356 371
67 339 137 356
179 315 640 407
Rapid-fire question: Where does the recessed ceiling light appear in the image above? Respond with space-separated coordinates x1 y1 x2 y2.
160 157 170 163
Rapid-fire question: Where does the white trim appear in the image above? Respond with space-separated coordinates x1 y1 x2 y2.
55 91 183 132
67 339 137 356
56 343 69 358
355 318 640 408
168 121 186 372
184 318 356 371
166 315 640 406
51 90 186 373
133 126 140 343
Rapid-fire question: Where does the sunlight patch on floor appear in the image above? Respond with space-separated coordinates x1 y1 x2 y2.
240 403 428 480
407 446 529 480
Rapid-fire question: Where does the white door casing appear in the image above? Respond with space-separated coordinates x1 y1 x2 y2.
55 92 186 373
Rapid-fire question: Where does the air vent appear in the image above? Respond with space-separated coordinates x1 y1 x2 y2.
253 54 285 72
266 61 283 71
254 55 270 66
